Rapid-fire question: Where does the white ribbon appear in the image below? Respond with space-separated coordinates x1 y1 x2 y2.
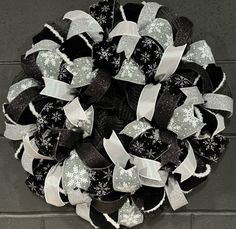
4 122 37 140
180 86 204 105
21 152 34 175
63 98 88 127
40 77 76 101
25 40 59 58
137 83 161 121
44 164 65 207
173 142 197 182
165 177 188 210
155 44 187 81
109 21 141 38
103 131 130 169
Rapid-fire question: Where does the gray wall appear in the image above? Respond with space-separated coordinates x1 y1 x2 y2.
0 0 236 228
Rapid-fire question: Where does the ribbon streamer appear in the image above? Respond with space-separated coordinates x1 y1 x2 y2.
165 177 188 210
21 151 34 175
137 2 162 30
155 44 187 81
44 163 65 207
109 21 141 38
4 122 37 140
64 97 88 126
25 40 59 58
203 93 233 117
137 83 161 121
41 77 76 101
173 142 197 182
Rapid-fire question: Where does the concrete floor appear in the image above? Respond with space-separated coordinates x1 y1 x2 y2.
0 0 236 228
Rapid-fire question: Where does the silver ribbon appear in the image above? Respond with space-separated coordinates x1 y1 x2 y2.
173 141 197 182
119 118 152 139
114 59 145 85
118 199 144 228
137 83 161 121
62 150 91 195
165 177 188 210
112 165 141 193
40 77 76 101
4 122 37 140
36 51 62 80
168 103 205 140
180 86 204 105
44 163 65 207
203 93 233 117
140 18 173 49
109 21 141 38
65 57 97 87
137 2 162 30
182 40 215 66
104 131 167 188
155 44 187 81
25 40 59 58
64 10 103 42
7 78 40 103
117 36 140 59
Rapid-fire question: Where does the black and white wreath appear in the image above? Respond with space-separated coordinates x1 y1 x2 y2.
3 0 233 228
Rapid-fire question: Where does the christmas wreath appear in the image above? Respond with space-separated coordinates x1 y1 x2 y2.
3 0 233 228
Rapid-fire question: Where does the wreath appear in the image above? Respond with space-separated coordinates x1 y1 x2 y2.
3 0 233 228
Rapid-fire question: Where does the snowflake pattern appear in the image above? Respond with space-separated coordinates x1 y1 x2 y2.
140 18 173 49
94 181 110 196
7 78 39 102
133 36 163 83
191 135 228 163
63 151 90 192
129 128 168 160
113 165 141 193
183 40 215 66
66 57 97 88
118 200 144 227
114 59 145 85
120 118 152 139
168 104 205 140
36 51 62 79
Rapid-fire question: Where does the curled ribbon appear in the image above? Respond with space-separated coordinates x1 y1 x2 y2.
44 163 66 207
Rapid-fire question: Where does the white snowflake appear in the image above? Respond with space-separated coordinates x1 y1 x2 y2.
43 103 54 112
27 182 37 192
98 47 112 61
131 141 145 154
154 48 162 58
146 149 155 159
112 58 120 68
41 137 53 150
101 5 110 12
203 138 218 151
88 170 97 181
97 15 107 25
35 171 43 181
37 115 48 128
66 165 89 187
51 111 62 122
146 62 158 76
41 52 58 66
103 169 113 180
140 52 151 63
94 182 110 196
142 38 154 48
174 75 190 87
116 182 138 193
